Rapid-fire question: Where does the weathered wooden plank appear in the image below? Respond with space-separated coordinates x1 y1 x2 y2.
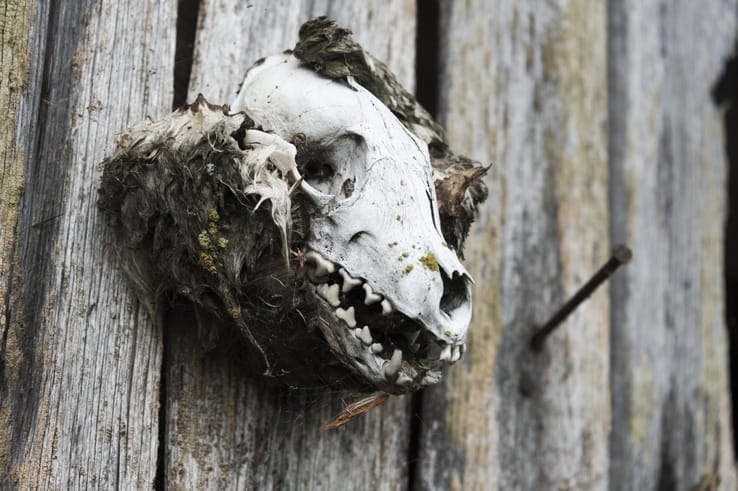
0 1 176 488
417 2 610 490
165 2 417 489
608 2 737 489
0 0 49 484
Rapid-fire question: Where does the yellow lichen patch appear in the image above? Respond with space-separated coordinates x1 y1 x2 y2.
404 264 414 274
207 208 220 222
419 252 439 271
199 252 217 274
228 307 241 319
198 231 211 248
217 237 229 249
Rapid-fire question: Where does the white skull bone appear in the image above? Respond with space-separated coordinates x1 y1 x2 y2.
232 54 472 392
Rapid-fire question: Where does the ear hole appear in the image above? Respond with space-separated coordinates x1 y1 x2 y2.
341 178 355 197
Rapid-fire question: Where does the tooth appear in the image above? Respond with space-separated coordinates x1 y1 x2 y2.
357 326 373 345
396 373 413 386
335 306 356 328
439 345 452 362
405 329 420 345
380 299 393 315
363 283 382 305
339 269 362 292
370 343 383 354
317 283 340 307
451 344 462 362
421 370 442 385
305 251 335 276
383 349 403 378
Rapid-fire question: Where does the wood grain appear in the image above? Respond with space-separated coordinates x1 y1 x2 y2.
2 2 735 489
608 1 737 489
0 1 176 488
166 2 418 489
417 2 610 489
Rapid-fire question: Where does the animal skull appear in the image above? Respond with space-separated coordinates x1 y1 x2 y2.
232 55 473 392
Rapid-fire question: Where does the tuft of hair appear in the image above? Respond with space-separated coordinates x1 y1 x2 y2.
98 95 301 367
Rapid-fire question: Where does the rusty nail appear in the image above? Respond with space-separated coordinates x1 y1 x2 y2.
530 244 632 351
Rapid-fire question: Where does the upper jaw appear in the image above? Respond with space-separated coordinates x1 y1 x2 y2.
304 249 467 393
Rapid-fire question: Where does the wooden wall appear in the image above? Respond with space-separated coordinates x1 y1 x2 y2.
1 1 735 489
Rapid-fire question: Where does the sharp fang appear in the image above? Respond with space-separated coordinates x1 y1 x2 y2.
380 299 393 315
339 269 362 293
451 344 462 362
405 329 421 345
358 326 373 345
370 343 383 354
317 283 340 307
439 344 452 362
305 251 335 276
396 373 413 386
335 306 357 328
383 349 403 378
363 283 382 305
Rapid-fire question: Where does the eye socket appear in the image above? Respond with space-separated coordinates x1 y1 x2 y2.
294 134 367 196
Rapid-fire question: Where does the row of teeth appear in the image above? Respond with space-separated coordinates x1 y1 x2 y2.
306 251 463 386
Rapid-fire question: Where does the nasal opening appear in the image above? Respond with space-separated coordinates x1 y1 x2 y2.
439 269 470 318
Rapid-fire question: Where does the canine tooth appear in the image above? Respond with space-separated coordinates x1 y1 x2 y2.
383 349 403 378
370 343 383 354
396 373 413 386
305 251 335 276
317 283 340 307
451 344 462 362
358 326 373 345
363 283 382 305
339 269 362 293
439 344 452 362
335 306 356 328
405 329 421 345
380 299 393 315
